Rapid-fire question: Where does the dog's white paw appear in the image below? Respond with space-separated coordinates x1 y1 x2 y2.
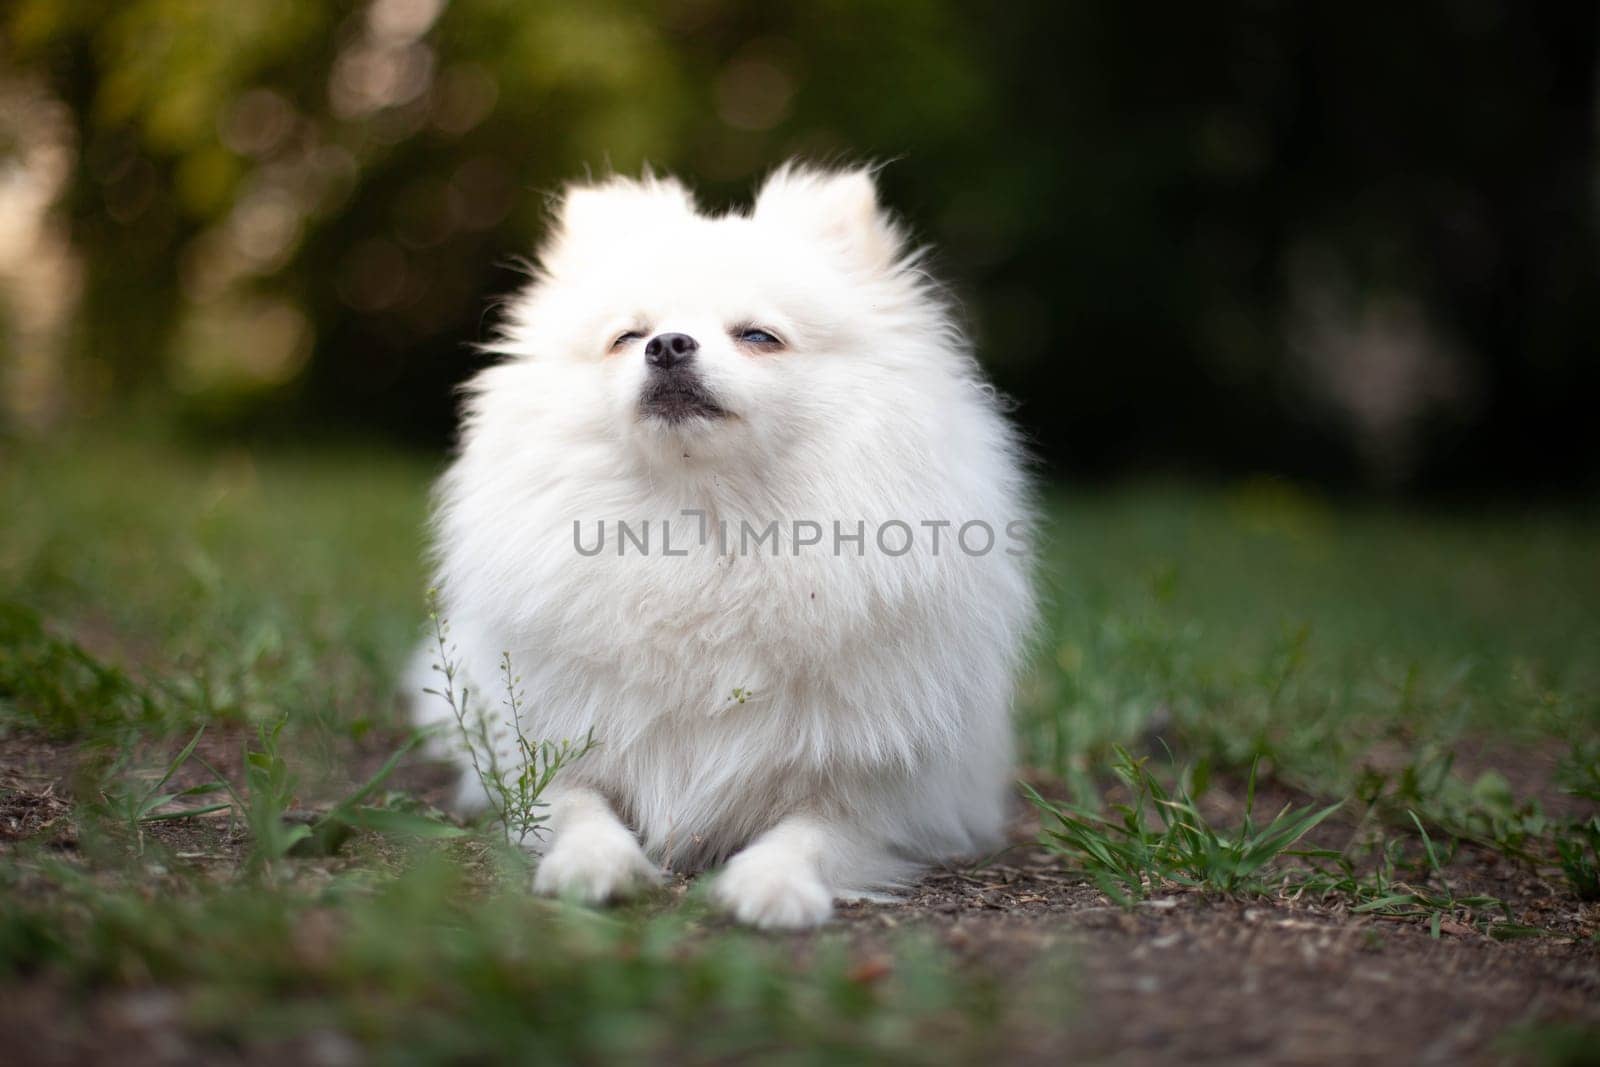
533 831 660 904
713 852 833 930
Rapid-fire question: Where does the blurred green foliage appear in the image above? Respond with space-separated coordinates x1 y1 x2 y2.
4 1 1596 488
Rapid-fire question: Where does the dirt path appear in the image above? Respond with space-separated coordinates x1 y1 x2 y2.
4 733 1598 1065
831 845 1598 1064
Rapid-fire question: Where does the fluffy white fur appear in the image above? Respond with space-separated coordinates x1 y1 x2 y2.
404 163 1035 929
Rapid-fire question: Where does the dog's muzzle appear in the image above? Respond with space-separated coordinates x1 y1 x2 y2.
639 332 727 423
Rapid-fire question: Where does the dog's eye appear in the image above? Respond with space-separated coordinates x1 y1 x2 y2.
610 330 644 351
736 327 783 348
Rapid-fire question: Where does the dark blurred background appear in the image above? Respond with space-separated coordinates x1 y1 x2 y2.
2 0 1595 493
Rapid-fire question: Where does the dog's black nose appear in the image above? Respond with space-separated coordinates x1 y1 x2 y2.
645 332 698 370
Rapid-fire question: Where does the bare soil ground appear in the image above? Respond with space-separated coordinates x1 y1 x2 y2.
3 730 1597 1066
840 848 1598 1064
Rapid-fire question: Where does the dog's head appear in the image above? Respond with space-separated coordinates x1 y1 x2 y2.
491 164 950 470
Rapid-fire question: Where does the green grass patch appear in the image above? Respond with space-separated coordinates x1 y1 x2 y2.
1026 749 1341 904
2 850 1017 1063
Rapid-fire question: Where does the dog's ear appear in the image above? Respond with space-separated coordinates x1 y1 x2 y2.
753 164 904 274
542 173 697 268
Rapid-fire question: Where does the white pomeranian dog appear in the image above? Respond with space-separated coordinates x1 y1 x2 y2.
405 163 1035 929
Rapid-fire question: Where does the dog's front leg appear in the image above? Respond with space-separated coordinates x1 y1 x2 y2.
712 813 862 930
531 786 660 903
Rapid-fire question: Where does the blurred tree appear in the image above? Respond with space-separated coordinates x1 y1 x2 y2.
3 0 1595 490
